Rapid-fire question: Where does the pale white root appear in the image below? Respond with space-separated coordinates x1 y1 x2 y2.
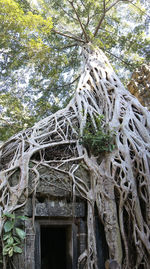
0 44 150 268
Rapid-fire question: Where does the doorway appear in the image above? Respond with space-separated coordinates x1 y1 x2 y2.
34 220 74 269
41 226 67 269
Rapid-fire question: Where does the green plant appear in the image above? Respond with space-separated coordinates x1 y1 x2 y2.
2 212 28 258
79 115 116 155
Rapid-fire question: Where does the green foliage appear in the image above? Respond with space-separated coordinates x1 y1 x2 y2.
2 212 28 259
0 0 53 43
0 93 36 141
0 0 53 140
80 115 116 155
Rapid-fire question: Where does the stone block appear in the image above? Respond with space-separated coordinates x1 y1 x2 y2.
35 201 85 217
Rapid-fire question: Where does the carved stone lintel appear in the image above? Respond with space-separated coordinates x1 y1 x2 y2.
35 201 86 217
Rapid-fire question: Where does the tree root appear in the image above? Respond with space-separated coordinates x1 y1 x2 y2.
0 44 150 268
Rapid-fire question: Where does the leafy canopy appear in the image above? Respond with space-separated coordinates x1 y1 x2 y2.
0 0 53 140
0 0 149 140
0 0 53 45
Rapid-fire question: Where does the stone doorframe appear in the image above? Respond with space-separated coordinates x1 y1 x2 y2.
34 219 78 269
23 199 87 269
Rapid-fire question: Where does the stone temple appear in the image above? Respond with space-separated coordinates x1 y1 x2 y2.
5 161 108 269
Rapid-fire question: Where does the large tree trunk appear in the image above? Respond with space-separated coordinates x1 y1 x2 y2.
0 43 150 268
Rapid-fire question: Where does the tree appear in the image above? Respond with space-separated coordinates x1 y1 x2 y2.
0 0 150 268
0 0 149 140
127 63 150 110
0 0 53 140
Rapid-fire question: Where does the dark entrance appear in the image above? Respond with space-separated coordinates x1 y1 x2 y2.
41 226 67 269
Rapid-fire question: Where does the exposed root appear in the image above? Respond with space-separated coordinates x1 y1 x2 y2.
0 44 150 268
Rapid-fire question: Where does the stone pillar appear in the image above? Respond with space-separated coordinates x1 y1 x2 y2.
24 220 36 269
78 219 87 269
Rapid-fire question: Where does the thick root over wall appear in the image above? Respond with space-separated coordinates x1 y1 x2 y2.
0 44 150 268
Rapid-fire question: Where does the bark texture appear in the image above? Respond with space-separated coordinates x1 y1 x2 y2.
0 44 150 268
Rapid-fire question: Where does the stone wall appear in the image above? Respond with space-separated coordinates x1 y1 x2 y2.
10 165 89 269
1 163 108 269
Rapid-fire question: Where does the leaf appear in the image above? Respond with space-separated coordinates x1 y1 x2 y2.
8 247 13 257
17 215 28 221
13 236 21 243
13 246 22 254
4 221 14 232
3 232 11 241
7 237 14 245
15 228 26 240
3 245 10 255
2 212 15 219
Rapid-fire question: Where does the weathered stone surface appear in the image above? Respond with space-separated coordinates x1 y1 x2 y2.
24 198 33 217
24 220 36 269
36 178 72 197
35 200 86 217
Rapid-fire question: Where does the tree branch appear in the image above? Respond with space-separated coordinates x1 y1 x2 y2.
59 43 78 50
68 0 89 42
51 29 85 43
85 11 90 28
106 0 121 12
94 0 121 37
94 14 105 37
103 0 106 13
79 0 91 28
54 75 80 89
127 0 150 18
59 5 78 23
106 50 134 67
